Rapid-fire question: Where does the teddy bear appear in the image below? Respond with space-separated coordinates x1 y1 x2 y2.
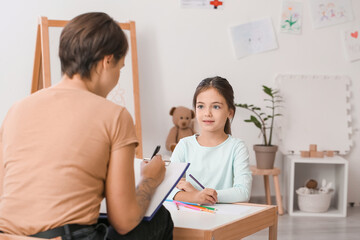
166 106 195 152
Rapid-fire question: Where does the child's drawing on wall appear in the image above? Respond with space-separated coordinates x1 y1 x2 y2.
229 18 278 59
342 25 360 62
280 1 303 34
310 0 353 28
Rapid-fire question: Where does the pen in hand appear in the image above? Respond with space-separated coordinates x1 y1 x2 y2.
150 145 161 160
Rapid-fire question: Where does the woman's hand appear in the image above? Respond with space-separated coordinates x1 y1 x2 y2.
141 155 165 187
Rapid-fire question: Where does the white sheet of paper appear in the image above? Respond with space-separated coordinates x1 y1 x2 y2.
229 18 278 59
342 25 360 62
309 0 353 29
134 158 189 220
100 158 189 221
280 1 303 34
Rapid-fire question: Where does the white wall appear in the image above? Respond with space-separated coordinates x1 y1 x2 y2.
1 0 359 203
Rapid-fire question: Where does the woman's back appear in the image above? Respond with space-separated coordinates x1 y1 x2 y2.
0 87 137 235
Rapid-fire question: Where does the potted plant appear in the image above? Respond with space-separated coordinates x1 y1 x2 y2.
235 85 282 169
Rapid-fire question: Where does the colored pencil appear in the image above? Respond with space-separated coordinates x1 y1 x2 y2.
165 199 200 206
165 199 217 211
188 204 216 213
174 201 215 214
189 174 205 189
174 201 203 212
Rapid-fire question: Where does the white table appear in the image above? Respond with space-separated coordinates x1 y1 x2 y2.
164 202 278 240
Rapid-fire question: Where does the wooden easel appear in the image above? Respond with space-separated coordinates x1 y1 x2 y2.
31 16 143 158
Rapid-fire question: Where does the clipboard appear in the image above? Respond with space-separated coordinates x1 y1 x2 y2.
134 158 190 221
100 158 189 221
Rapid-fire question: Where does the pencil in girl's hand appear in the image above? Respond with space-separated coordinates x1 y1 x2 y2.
189 174 205 189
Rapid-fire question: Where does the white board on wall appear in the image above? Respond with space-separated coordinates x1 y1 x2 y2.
275 74 352 155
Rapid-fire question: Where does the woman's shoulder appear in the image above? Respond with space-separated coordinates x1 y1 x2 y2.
31 87 128 117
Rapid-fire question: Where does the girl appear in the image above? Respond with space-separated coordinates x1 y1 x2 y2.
169 76 252 204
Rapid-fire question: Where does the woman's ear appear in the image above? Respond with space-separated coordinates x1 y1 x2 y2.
103 55 114 69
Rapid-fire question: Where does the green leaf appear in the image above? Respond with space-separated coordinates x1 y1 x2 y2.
263 86 273 97
250 115 262 129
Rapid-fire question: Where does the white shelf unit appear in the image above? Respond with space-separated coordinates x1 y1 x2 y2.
284 155 348 217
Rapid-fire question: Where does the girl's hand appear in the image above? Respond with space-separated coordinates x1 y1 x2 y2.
176 180 197 192
194 188 218 205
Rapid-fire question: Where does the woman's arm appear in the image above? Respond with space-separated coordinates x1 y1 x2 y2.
105 144 165 234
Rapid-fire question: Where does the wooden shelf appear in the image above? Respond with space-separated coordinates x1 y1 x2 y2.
283 155 348 217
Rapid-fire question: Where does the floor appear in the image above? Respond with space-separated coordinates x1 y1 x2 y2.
244 206 360 240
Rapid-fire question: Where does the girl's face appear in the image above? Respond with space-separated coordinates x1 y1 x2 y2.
195 88 233 134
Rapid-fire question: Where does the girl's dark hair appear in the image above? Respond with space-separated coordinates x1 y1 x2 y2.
192 76 236 135
59 12 128 79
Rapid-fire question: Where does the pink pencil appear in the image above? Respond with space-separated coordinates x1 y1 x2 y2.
174 201 202 211
174 201 215 214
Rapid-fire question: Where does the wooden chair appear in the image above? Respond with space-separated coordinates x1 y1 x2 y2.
250 165 284 215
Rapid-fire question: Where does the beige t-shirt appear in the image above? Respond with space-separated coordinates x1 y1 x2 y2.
0 87 139 235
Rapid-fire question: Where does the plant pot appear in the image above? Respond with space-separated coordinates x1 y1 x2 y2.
253 145 278 169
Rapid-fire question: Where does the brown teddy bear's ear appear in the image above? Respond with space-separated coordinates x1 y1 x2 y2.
191 110 195 119
169 107 176 116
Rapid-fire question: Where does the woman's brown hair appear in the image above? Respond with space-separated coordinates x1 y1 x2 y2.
59 12 128 79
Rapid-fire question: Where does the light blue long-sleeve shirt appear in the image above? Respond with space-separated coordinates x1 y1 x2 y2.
168 134 252 203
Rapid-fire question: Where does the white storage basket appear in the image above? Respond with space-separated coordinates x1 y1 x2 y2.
296 191 332 213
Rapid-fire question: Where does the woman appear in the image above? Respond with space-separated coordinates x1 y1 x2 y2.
0 12 173 240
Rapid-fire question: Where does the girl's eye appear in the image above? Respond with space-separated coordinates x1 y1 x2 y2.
197 105 204 109
213 105 220 110
180 117 183 119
